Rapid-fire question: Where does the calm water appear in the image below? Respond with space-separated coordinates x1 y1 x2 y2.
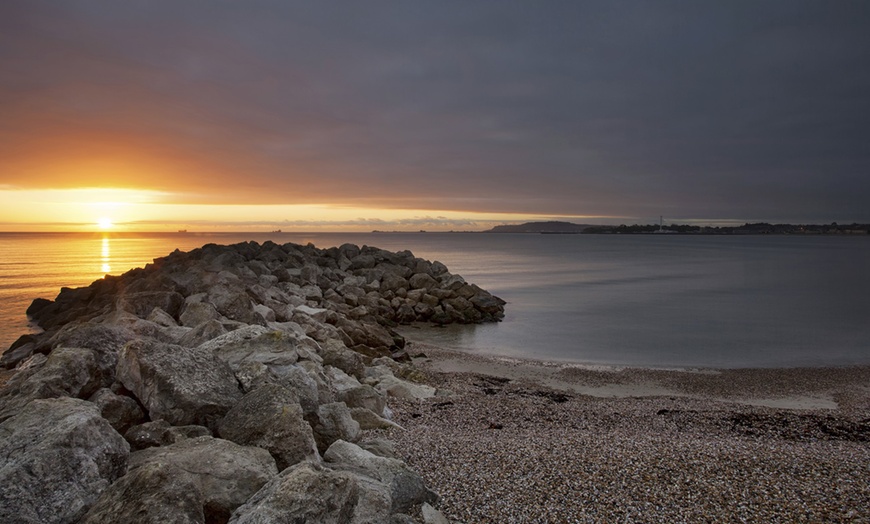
1 232 869 368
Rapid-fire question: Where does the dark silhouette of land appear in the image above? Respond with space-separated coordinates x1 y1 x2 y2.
484 221 870 235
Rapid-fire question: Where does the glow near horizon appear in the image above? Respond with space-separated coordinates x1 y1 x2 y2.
0 187 611 232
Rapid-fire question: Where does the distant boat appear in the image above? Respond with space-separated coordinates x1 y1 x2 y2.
272 229 282 233
177 229 188 233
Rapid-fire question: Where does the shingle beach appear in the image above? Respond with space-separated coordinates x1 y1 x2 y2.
383 343 870 523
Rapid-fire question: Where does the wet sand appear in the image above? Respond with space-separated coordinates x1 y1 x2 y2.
379 343 870 523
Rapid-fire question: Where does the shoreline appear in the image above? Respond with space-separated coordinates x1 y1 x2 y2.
381 342 870 523
403 341 870 411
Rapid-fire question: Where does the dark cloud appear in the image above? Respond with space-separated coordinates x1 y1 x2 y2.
1 0 869 222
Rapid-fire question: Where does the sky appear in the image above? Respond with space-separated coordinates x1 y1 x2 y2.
1 1 869 231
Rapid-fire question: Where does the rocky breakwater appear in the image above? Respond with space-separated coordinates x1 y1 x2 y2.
0 240 504 524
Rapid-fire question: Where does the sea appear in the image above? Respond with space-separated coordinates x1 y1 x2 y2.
1 231 869 369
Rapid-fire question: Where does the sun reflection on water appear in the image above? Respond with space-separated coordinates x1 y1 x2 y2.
101 236 111 274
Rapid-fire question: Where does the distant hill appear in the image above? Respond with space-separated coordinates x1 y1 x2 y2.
485 221 591 233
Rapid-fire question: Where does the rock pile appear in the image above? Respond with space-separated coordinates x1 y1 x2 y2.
0 241 505 523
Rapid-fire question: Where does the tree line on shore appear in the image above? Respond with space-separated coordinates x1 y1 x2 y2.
582 222 870 235
485 221 870 235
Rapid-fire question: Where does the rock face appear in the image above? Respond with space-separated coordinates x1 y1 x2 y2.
0 240 492 522
324 440 438 513
229 462 367 524
217 384 319 470
0 398 130 524
128 436 278 522
116 339 243 430
0 346 101 422
79 462 206 524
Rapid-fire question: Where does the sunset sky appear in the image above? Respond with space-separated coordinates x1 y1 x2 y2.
2 1 869 231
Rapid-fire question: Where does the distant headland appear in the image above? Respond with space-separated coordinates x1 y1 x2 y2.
484 221 870 235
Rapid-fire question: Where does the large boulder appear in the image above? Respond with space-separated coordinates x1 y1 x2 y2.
324 440 437 514
201 329 301 373
0 334 40 369
350 407 403 431
229 461 389 524
0 398 130 524
408 273 439 291
123 420 211 451
217 384 319 470
310 402 361 453
116 339 242 430
79 462 205 524
0 347 101 422
211 291 267 326
179 319 228 347
179 300 221 327
195 325 269 354
46 323 138 387
116 291 184 320
340 384 386 416
129 436 278 523
366 366 437 400
320 341 366 378
88 388 146 434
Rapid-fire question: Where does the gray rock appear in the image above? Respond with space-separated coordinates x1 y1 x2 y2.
79 461 205 524
146 306 179 327
217 384 319 471
116 291 184 320
179 319 228 347
0 334 38 369
232 361 271 393
211 291 267 325
422 502 451 524
88 388 145 434
124 419 211 451
129 436 277 522
324 440 437 514
349 254 376 270
116 339 242 430
320 340 366 378
358 438 399 459
229 461 389 524
351 407 403 430
470 292 506 318
253 303 276 322
395 303 417 324
195 324 269 352
366 367 437 400
0 398 129 524
340 384 387 416
203 330 300 373
324 365 363 395
179 301 220 327
336 319 395 354
273 364 321 414
429 261 449 276
0 346 101 422
311 402 361 453
46 323 137 388
381 274 410 294
390 515 422 524
408 273 439 291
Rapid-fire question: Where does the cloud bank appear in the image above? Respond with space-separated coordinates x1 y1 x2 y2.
2 1 868 223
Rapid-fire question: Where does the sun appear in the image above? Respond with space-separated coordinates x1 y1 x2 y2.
97 217 114 230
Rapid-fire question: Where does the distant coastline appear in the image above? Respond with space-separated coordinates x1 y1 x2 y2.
483 221 870 235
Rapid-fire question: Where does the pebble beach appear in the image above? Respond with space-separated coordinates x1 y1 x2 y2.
382 344 870 523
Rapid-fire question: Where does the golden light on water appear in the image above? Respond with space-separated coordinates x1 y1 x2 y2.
101 237 111 274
